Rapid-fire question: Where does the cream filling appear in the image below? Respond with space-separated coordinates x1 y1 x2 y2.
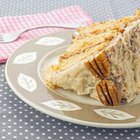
46 62 100 100
109 20 140 103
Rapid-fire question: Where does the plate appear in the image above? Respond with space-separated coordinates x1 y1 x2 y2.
5 30 140 128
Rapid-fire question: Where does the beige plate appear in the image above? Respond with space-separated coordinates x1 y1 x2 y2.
5 30 140 128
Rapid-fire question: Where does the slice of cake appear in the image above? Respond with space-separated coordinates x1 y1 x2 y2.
45 10 140 106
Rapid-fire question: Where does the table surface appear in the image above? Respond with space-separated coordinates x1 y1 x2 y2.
0 0 140 140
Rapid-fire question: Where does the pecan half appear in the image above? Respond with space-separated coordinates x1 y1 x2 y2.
96 80 122 106
85 51 110 79
84 61 102 79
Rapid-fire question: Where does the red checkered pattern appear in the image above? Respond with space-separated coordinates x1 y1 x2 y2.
0 5 93 63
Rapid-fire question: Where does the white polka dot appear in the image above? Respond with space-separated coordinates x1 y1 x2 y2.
82 136 86 139
131 133 135 136
42 133 45 135
30 126 34 128
63 125 67 128
58 129 62 132
8 132 11 135
13 136 17 138
59 136 63 139
19 119 23 122
2 136 6 139
135 129 139 132
30 133 34 136
29 111 33 114
25 136 29 139
24 122 28 125
64 133 68 135
2 129 6 132
87 133 91 135
19 101 23 103
8 126 12 128
120 133 124 136
36 129 40 132
93 136 97 139
41 125 45 128
57 122 61 125
51 119 55 122
115 137 119 139
13 129 17 132
53 133 57 135
14 104 17 106
126 137 131 139
14 97 17 100
48 136 52 139
2 122 6 125
75 132 79 135
47 129 51 132
35 115 39 118
14 115 17 118
36 136 40 139
25 129 28 132
70 136 75 139
98 133 101 135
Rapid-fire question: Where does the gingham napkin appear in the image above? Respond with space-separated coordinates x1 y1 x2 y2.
0 5 93 63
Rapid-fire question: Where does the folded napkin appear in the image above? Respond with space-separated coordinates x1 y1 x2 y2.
0 5 93 63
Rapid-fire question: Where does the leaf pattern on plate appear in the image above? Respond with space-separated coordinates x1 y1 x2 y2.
94 109 135 120
35 37 65 45
17 73 37 92
13 52 36 64
42 100 81 111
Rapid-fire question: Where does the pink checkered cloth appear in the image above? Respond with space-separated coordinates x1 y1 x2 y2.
0 5 93 63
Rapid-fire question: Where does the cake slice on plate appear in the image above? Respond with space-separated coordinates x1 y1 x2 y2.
45 10 140 106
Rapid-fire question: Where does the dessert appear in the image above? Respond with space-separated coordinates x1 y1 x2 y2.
45 10 140 106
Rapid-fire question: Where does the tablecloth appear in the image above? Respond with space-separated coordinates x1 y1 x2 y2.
0 0 140 140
